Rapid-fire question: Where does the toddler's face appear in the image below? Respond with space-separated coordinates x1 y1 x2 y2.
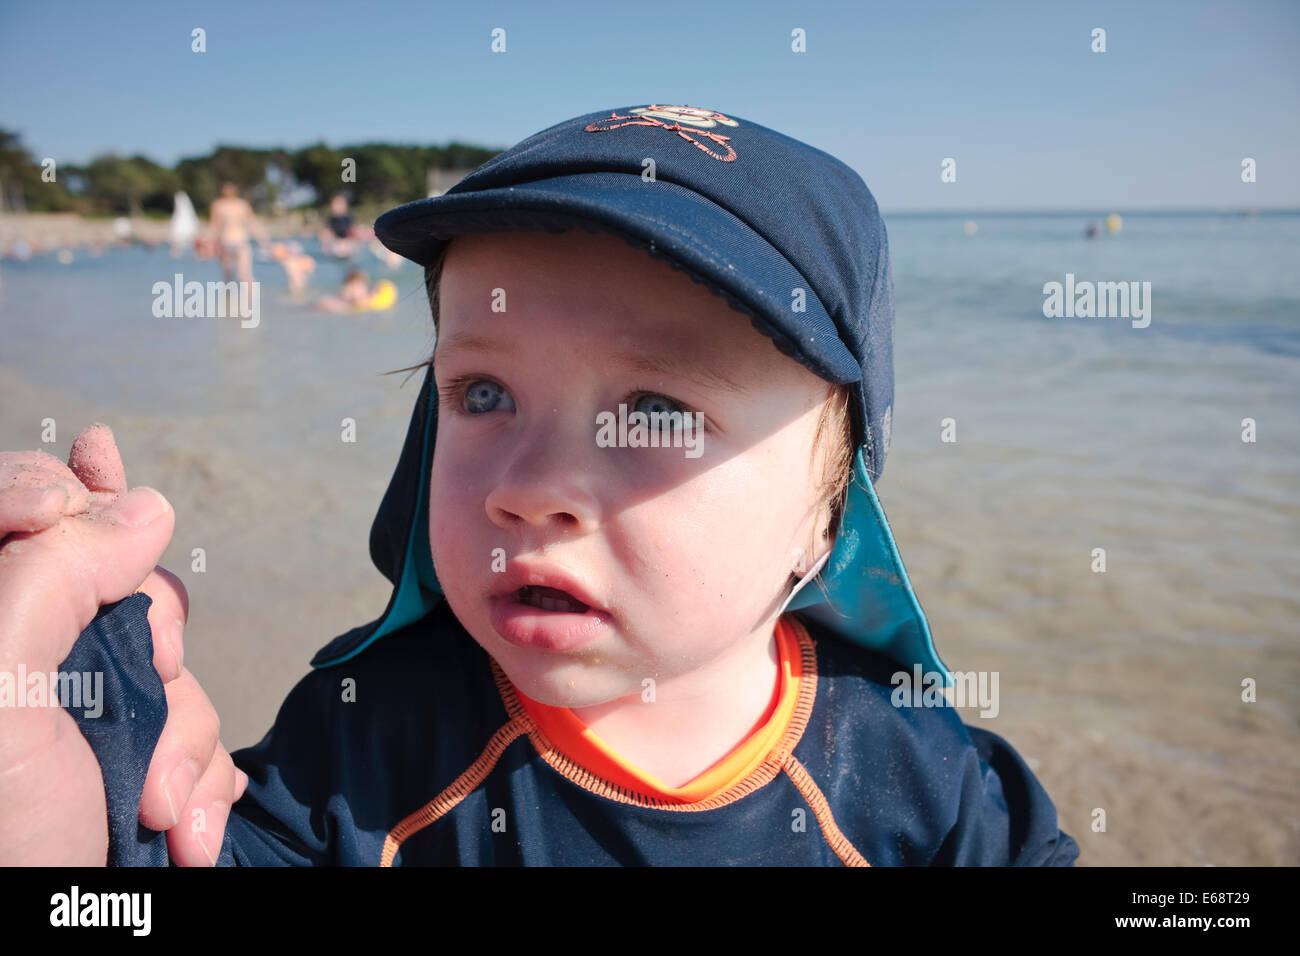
429 229 834 707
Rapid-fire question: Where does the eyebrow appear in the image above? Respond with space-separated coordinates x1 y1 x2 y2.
434 331 750 394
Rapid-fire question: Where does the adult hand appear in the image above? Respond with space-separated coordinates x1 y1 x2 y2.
0 424 247 866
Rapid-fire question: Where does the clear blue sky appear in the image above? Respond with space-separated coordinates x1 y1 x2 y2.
2 0 1297 210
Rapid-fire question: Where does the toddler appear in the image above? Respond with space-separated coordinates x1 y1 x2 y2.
20 104 1079 866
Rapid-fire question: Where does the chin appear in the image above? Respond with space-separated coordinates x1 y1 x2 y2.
497 655 636 709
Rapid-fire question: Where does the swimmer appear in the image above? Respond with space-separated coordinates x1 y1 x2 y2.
325 194 353 240
208 182 269 284
316 268 370 312
319 194 360 259
271 241 317 294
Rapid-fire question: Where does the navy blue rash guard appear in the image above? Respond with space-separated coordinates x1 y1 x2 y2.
60 368 1080 867
66 598 1079 867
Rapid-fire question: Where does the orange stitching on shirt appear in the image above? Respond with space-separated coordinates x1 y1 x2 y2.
379 715 529 867
381 617 861 864
780 755 871 866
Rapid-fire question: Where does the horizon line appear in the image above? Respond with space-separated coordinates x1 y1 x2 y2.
881 207 1300 217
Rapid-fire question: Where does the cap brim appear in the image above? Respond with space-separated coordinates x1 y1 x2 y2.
375 172 862 385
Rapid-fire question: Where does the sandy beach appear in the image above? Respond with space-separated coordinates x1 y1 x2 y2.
0 212 319 255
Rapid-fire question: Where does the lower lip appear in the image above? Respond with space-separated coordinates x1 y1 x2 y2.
489 597 610 653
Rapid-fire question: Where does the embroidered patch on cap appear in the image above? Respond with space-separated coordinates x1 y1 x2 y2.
585 105 739 162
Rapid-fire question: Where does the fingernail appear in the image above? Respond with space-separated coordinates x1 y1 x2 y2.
163 759 200 827
106 487 170 527
199 800 231 866
40 483 73 519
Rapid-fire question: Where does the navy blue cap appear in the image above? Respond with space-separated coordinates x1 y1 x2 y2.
375 104 895 478
360 104 949 684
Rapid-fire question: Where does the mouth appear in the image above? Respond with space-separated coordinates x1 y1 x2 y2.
513 585 590 614
489 577 610 653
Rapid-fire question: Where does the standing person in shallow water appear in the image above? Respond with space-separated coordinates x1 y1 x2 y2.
208 182 268 285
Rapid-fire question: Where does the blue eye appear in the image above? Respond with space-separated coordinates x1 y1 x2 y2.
630 389 710 436
438 376 516 415
632 391 689 423
463 379 513 414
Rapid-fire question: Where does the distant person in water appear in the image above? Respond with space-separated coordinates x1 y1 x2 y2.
316 268 371 312
208 182 269 284
327 194 353 239
271 241 317 294
319 194 360 259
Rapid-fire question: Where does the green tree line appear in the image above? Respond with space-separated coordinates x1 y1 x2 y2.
0 128 498 217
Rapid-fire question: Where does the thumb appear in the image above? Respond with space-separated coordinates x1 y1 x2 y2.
68 423 127 494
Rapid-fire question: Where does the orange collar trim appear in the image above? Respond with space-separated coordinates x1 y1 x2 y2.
490 614 818 811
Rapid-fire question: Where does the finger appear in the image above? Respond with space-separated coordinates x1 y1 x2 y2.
138 566 188 683
166 745 237 867
138 667 219 833
0 483 72 534
234 766 249 802
0 487 173 672
68 423 127 494
0 452 92 533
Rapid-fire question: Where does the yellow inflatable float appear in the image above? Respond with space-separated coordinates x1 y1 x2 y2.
354 279 397 312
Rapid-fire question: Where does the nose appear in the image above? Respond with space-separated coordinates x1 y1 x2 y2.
483 412 603 537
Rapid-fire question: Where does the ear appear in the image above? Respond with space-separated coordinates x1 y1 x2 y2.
809 518 835 569
789 503 834 579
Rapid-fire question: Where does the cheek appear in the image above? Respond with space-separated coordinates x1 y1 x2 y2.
622 464 798 610
714 458 813 599
427 435 486 584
